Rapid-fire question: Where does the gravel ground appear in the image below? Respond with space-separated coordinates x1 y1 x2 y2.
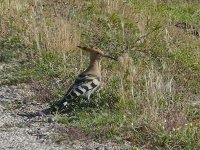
0 83 129 150
0 84 70 150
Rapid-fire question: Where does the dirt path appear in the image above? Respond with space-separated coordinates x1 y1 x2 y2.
0 84 71 150
0 64 125 150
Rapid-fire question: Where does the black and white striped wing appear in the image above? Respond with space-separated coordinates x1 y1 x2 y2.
61 74 101 107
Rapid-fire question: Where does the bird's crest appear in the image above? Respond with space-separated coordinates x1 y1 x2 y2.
77 46 117 61
77 46 105 56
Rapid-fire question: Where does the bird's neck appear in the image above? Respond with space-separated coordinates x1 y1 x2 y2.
84 59 101 77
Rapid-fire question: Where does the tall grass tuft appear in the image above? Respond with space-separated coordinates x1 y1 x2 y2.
0 0 80 53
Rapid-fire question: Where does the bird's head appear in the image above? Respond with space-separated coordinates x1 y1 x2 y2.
77 46 117 61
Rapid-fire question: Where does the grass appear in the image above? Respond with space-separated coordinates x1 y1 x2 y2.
1 0 200 149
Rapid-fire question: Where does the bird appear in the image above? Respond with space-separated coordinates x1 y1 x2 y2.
36 46 117 115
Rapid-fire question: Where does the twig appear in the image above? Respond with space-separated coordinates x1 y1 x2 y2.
133 25 162 46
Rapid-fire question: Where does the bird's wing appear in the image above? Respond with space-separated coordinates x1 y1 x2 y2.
59 74 101 107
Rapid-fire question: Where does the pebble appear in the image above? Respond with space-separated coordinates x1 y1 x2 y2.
0 84 129 150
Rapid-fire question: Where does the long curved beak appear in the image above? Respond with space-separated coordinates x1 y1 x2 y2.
103 55 118 61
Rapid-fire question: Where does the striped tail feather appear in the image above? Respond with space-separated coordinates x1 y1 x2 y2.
55 74 101 112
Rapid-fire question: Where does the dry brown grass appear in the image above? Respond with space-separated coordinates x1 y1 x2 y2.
0 0 80 52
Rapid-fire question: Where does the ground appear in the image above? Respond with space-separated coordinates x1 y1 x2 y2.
0 64 131 150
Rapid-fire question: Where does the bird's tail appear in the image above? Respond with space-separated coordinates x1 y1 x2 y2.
48 94 72 113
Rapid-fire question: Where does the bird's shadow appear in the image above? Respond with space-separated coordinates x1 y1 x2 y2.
17 93 119 118
17 98 98 118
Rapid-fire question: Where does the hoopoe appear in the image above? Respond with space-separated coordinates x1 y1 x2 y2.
36 46 117 115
